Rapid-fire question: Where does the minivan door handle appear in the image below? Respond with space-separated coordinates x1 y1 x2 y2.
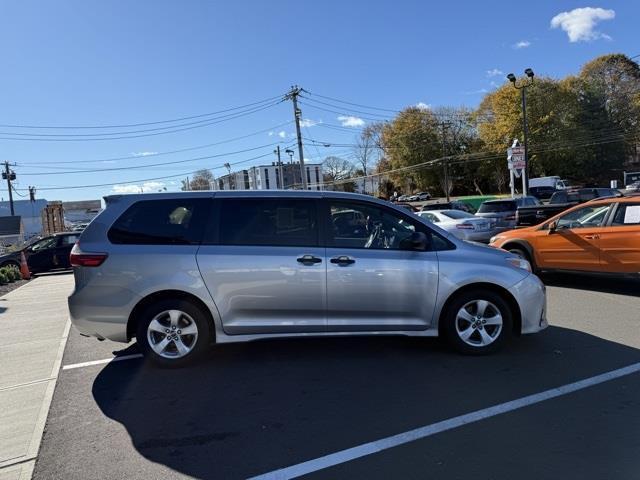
297 254 322 265
330 255 356 266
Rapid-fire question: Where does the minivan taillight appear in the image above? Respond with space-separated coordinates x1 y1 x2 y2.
70 241 108 267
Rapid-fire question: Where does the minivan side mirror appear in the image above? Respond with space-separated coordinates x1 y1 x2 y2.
401 231 430 251
548 220 558 233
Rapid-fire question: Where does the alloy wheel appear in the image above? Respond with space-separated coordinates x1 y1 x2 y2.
146 309 199 359
455 299 503 347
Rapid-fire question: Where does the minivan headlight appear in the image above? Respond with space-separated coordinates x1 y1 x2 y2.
506 257 532 273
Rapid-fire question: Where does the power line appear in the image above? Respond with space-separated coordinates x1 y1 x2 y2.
16 151 277 191
0 101 282 141
0 94 284 129
15 121 293 166
16 143 283 175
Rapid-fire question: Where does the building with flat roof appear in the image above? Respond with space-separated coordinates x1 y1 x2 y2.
216 162 323 191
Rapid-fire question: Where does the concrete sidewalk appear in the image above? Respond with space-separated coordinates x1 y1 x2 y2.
0 274 73 480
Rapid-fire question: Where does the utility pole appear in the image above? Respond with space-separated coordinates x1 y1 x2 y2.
440 122 452 202
284 86 307 189
274 145 285 189
2 161 16 215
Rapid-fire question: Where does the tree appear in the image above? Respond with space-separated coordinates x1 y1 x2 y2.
182 169 214 191
381 107 441 193
474 54 640 188
353 125 379 193
322 156 354 182
475 76 585 189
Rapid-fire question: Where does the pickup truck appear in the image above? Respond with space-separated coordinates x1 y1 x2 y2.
515 187 622 226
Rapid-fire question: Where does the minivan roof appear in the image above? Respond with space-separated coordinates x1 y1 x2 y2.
103 190 387 204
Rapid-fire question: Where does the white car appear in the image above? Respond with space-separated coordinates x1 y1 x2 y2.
416 210 499 243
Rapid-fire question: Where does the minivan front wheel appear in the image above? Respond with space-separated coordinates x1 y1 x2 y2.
136 299 211 367
442 290 513 355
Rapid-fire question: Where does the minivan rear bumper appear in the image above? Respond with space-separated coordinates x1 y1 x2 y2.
509 274 548 334
68 285 138 343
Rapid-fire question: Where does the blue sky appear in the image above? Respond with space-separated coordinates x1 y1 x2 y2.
0 0 637 201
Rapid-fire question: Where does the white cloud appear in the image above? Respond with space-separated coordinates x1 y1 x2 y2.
513 40 531 49
278 131 287 138
550 7 615 42
268 131 275 136
486 68 504 77
131 151 158 157
463 88 488 95
299 118 320 128
112 181 166 194
337 115 365 127
415 102 431 110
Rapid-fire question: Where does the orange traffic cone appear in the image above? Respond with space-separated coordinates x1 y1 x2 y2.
20 251 31 280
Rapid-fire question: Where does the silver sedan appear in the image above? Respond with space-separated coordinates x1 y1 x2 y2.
416 209 500 243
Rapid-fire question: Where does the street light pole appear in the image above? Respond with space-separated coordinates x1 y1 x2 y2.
521 86 529 196
507 68 534 197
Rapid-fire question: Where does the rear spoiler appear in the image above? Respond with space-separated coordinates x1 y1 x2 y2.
103 195 123 206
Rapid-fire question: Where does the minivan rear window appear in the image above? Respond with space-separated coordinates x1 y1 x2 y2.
477 201 516 213
108 198 210 245
218 198 318 247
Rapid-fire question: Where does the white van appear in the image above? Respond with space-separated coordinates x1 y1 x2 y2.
529 176 568 190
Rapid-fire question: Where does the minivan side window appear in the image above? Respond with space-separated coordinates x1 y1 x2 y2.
218 198 318 247
328 200 453 251
108 198 210 245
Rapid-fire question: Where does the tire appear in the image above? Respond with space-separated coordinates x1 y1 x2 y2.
136 298 212 367
441 289 513 355
1 261 20 270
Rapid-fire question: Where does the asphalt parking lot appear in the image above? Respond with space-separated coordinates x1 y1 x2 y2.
32 273 640 480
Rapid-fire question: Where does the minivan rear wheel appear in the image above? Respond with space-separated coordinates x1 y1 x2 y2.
442 289 513 355
136 299 211 367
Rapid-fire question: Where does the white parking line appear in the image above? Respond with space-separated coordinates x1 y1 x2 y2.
248 361 640 480
62 353 143 370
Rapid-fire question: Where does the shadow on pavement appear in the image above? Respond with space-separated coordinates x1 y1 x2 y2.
89 327 640 479
540 272 640 297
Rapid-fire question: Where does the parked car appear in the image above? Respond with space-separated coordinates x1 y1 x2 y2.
516 187 623 227
416 209 500 243
415 191 431 201
407 194 420 202
529 176 569 190
529 186 557 201
421 200 475 214
395 202 418 212
475 196 541 231
397 194 410 202
0 232 80 273
624 181 640 193
68 191 546 366
490 196 640 275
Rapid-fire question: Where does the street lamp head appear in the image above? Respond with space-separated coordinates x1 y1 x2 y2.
506 73 516 83
524 68 534 78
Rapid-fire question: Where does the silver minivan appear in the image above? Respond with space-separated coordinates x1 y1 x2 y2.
68 191 547 366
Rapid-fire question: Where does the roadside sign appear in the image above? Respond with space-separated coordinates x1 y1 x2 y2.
507 146 526 170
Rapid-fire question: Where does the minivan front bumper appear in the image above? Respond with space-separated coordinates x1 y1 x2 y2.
509 273 547 334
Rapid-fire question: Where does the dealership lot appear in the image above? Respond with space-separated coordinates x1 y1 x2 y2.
1 273 637 479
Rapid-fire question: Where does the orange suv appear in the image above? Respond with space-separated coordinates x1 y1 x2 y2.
489 196 640 274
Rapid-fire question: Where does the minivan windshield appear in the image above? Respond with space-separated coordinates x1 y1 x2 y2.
477 201 515 213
